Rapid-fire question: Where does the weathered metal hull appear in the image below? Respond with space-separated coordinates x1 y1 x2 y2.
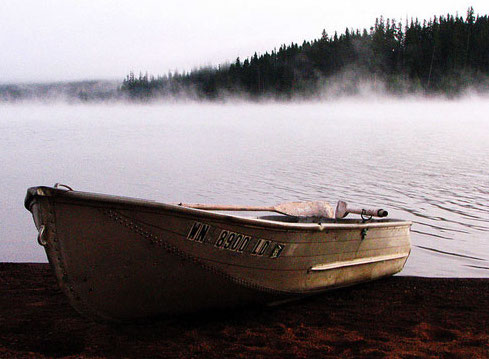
25 186 411 322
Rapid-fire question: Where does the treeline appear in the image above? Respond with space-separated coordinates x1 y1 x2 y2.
0 81 120 102
122 7 489 99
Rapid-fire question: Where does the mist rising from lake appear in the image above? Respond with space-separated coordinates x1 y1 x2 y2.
1 99 488 277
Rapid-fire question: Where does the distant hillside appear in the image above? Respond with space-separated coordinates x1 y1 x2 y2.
122 7 489 99
0 80 120 102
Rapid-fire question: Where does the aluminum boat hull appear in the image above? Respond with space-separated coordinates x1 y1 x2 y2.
25 186 411 322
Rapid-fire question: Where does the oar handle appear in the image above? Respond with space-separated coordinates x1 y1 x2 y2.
178 203 274 212
346 207 388 218
335 200 388 218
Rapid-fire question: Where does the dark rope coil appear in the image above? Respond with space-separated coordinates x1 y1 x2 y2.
361 209 372 223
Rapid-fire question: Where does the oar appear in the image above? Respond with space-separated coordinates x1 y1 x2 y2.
335 200 388 219
178 201 334 218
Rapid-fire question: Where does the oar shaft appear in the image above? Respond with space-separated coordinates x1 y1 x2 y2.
178 203 275 212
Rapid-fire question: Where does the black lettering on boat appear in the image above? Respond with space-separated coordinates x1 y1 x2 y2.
251 239 264 255
187 222 202 240
215 230 228 248
238 236 251 252
223 233 236 249
258 240 271 256
187 222 209 242
210 229 285 257
270 244 285 258
230 234 243 250
195 224 209 242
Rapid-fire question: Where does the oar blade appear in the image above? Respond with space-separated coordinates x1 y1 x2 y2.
275 201 334 218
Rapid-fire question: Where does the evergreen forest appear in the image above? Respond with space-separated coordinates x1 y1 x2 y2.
123 7 489 99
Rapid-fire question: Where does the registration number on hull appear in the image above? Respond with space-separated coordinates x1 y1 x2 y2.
187 222 285 258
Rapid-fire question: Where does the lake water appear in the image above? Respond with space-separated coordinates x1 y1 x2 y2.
1 99 488 277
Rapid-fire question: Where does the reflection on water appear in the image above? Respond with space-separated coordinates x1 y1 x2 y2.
1 100 488 277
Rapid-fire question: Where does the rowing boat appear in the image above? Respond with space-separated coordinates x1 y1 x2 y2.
24 185 411 322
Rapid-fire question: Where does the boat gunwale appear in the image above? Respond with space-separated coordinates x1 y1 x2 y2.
25 186 412 231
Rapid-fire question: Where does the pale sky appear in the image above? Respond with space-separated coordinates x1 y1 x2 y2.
1 0 487 83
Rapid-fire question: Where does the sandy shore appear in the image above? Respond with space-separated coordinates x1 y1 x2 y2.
1 263 488 358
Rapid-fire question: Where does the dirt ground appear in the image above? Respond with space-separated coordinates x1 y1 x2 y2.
0 263 488 358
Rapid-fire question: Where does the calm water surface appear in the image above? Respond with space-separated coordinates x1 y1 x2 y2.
1 100 488 277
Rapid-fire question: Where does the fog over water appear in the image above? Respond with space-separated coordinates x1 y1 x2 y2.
1 99 488 277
